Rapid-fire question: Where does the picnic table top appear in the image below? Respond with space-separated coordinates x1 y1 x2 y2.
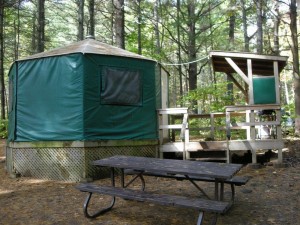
92 155 243 180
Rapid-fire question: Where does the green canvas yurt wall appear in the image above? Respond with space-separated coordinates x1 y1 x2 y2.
6 39 161 181
8 40 160 142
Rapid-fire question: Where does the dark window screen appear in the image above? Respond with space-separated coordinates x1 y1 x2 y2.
101 67 142 106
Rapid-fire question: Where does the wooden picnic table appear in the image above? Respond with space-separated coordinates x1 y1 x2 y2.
76 155 243 225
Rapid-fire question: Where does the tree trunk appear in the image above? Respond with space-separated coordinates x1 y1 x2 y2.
154 0 160 55
37 0 45 52
187 1 197 111
88 0 95 37
137 0 142 54
114 0 125 49
0 0 5 119
177 0 183 98
187 1 197 91
77 0 84 41
289 0 300 135
241 0 249 51
227 0 235 104
255 0 263 54
228 0 235 50
14 1 21 60
31 12 37 52
273 0 280 55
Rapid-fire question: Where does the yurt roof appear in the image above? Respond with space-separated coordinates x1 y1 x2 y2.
19 38 155 62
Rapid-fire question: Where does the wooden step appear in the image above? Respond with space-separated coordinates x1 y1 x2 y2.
160 142 184 152
190 157 227 162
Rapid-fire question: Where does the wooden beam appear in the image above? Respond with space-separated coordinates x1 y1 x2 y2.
227 73 247 96
225 57 250 85
274 61 280 104
247 59 254 104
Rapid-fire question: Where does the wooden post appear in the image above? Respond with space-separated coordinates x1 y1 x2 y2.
275 109 283 163
249 110 257 163
210 113 215 140
226 111 231 163
273 61 280 104
247 59 254 104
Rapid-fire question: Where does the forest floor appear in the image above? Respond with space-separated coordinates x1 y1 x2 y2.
1 141 300 225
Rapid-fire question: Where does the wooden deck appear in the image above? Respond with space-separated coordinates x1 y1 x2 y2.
158 106 284 164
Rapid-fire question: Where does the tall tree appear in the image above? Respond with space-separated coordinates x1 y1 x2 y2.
77 0 84 41
228 0 236 50
289 0 300 135
88 0 95 37
255 0 263 54
154 0 161 56
186 1 197 93
0 0 5 119
137 0 142 54
273 0 280 55
114 0 125 49
177 0 183 97
37 0 45 52
241 0 250 51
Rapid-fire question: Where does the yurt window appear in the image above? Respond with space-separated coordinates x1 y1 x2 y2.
101 67 142 106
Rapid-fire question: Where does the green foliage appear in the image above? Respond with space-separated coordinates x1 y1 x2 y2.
180 81 239 113
281 103 295 136
0 119 8 139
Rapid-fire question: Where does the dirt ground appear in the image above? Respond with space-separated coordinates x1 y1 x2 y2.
1 146 300 225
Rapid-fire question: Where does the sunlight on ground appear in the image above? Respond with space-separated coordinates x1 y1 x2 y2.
0 189 13 195
23 179 50 184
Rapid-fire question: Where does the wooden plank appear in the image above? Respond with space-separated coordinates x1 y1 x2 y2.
160 142 184 152
247 59 254 104
227 73 247 96
76 184 231 213
172 112 245 119
158 108 188 115
274 61 280 104
187 141 227 151
234 121 280 127
169 140 285 152
159 124 183 129
180 113 189 139
209 51 288 62
228 139 284 150
226 104 281 112
225 57 250 85
93 155 242 179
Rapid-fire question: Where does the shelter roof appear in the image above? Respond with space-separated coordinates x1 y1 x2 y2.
209 51 288 76
19 39 155 62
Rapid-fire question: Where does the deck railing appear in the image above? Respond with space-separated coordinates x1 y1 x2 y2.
158 105 283 163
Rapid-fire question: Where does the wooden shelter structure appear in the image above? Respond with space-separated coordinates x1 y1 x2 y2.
159 51 288 165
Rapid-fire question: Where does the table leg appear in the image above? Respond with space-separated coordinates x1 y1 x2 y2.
220 183 224 201
111 167 115 187
214 181 219 200
215 180 226 201
120 168 125 188
185 176 211 199
83 192 116 218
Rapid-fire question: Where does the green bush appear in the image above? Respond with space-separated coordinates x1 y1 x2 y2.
0 119 8 139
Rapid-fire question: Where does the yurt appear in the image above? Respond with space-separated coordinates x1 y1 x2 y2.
6 38 162 181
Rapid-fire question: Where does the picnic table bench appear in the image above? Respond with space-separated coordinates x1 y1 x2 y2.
76 155 244 225
76 183 231 225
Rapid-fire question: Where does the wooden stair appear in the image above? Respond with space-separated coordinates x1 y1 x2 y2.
159 141 228 162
